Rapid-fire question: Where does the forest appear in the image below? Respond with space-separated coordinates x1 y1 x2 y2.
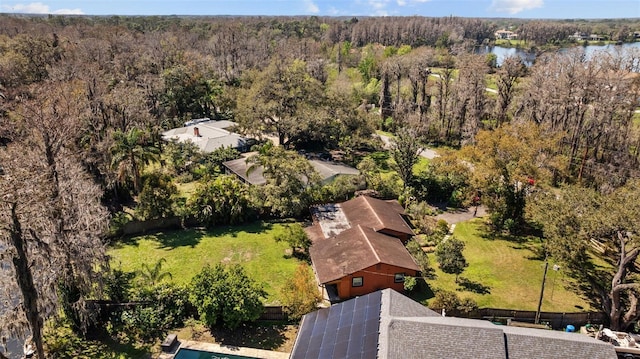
1 14 640 358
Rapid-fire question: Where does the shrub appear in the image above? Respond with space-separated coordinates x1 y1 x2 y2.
435 237 468 283
429 290 477 316
280 264 321 320
187 175 256 227
108 211 133 237
403 276 417 292
104 267 135 303
135 171 178 220
117 283 190 344
189 264 266 330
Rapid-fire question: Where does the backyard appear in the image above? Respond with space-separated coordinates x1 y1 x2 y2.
426 219 592 312
108 221 304 305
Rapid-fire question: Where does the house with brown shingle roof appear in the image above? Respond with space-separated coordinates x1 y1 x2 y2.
310 225 420 303
309 196 418 302
340 196 414 243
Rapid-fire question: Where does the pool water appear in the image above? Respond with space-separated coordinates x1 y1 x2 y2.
173 348 258 359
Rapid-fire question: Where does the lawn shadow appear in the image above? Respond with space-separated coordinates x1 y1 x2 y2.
408 278 435 304
86 327 150 357
155 229 208 249
154 221 275 249
369 151 391 171
456 276 491 295
209 322 289 351
564 260 612 312
479 229 528 244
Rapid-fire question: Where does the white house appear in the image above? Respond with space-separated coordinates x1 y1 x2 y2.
161 119 249 153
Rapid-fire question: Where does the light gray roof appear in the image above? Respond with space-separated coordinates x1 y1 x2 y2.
382 317 507 359
292 289 618 359
222 155 266 186
309 159 360 182
502 325 617 359
222 156 359 186
162 120 246 153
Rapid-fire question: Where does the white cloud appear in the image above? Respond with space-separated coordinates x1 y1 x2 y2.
2 2 84 14
303 0 319 14
491 0 543 14
397 0 430 5
53 7 84 14
369 0 389 10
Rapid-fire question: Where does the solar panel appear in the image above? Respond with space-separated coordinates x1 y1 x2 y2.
291 290 383 359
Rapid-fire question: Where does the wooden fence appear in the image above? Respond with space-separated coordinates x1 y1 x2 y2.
88 300 288 322
451 308 606 330
259 306 288 321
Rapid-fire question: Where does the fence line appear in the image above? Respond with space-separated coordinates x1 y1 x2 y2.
440 307 606 330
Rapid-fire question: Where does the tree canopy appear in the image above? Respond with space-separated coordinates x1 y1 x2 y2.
189 264 266 330
528 180 640 331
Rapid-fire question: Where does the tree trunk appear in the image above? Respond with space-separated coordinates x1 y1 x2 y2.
609 232 640 331
9 203 45 359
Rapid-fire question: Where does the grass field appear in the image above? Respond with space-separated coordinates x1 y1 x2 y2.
426 219 592 312
108 222 304 305
494 39 528 47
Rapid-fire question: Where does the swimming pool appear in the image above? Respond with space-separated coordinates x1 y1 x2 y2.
173 348 258 359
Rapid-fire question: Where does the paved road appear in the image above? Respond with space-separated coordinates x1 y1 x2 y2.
436 205 487 225
375 132 486 225
375 133 439 159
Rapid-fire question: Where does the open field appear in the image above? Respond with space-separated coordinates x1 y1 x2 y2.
494 39 528 47
108 222 303 305
426 219 592 312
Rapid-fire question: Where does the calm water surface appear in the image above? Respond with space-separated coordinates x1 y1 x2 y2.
478 42 640 67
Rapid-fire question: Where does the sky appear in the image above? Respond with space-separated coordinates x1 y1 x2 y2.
0 0 639 19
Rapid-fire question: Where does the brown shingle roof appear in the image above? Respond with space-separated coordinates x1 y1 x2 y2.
310 225 420 284
340 196 414 237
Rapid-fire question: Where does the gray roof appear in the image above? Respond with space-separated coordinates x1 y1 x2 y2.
222 156 359 186
502 325 617 359
380 316 507 359
222 155 266 185
292 289 617 359
162 120 246 153
309 159 360 182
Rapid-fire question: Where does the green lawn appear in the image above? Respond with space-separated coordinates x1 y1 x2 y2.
176 181 198 199
426 219 591 312
494 39 527 47
108 222 304 305
413 156 430 175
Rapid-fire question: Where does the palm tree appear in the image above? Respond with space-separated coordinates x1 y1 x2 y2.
137 258 172 287
110 127 160 194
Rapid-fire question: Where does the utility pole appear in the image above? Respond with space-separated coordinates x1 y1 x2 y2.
535 262 549 325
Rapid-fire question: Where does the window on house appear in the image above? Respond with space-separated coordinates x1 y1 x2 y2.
352 277 363 287
394 273 405 283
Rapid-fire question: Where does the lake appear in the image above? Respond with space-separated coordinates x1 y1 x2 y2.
477 42 640 67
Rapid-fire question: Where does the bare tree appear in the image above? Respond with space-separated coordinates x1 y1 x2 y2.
454 54 489 144
495 56 526 126
0 82 109 358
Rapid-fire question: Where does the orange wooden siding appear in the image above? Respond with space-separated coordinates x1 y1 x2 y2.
329 263 418 300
